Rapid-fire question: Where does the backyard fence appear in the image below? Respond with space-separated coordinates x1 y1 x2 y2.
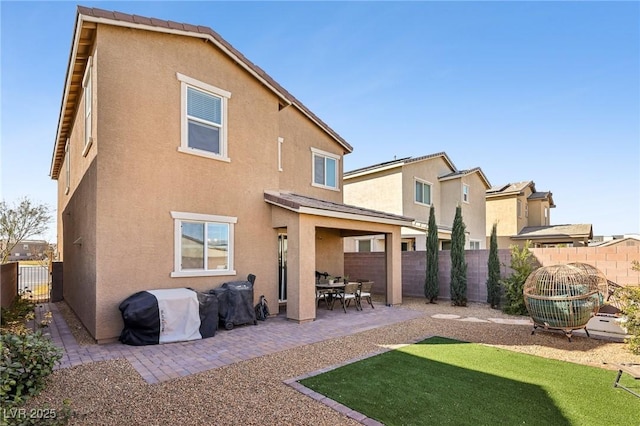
345 246 640 303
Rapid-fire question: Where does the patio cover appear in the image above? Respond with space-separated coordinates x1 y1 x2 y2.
264 191 414 322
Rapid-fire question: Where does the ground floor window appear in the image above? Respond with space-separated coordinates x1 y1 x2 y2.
170 211 237 277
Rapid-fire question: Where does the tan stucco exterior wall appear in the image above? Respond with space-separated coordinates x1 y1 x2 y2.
486 196 518 236
343 168 403 215
56 25 358 342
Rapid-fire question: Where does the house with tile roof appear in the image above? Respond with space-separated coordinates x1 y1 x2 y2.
50 6 413 343
486 181 592 248
343 152 491 252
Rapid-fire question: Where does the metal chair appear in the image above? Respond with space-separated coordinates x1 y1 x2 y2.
357 281 374 309
335 282 360 313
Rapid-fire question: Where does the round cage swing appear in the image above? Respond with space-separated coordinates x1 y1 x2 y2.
523 263 605 341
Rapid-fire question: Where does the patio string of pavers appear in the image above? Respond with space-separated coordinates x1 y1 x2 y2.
35 302 426 384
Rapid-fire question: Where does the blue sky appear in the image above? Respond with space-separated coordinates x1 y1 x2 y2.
1 1 639 241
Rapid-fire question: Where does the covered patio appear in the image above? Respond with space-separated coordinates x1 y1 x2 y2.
264 191 414 323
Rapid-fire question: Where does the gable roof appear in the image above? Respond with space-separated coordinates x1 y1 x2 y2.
438 167 492 189
50 6 353 179
486 181 534 196
344 152 461 180
512 224 593 240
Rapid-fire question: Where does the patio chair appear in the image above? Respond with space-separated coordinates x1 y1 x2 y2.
357 281 374 309
335 282 360 313
608 363 640 398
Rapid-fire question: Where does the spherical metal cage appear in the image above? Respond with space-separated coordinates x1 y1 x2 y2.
523 263 604 340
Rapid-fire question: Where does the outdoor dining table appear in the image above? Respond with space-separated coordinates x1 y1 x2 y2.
315 282 345 310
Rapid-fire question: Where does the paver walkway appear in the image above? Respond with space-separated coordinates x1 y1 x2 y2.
37 302 426 384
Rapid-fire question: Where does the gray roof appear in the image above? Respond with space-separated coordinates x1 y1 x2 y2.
487 181 534 195
264 191 414 224
438 167 492 189
512 224 593 240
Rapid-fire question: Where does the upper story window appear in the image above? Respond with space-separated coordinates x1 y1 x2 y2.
171 211 237 277
517 199 522 217
415 178 432 205
82 57 93 156
311 148 339 190
462 184 470 203
278 137 284 172
177 73 231 162
525 204 529 218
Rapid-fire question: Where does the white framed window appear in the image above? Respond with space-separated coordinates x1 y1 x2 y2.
311 148 339 190
64 140 70 195
356 239 372 252
462 184 470 203
517 199 522 217
544 207 549 225
525 204 529 218
82 57 93 156
415 178 432 205
177 73 231 162
470 240 481 250
171 211 237 277
278 137 284 171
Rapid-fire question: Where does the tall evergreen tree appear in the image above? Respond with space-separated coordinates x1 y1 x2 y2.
450 205 467 306
486 222 501 309
424 206 439 303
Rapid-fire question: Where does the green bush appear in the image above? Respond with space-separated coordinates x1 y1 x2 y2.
1 331 62 407
616 286 640 355
501 241 537 316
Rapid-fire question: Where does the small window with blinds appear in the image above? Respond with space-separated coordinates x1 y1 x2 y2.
177 73 231 161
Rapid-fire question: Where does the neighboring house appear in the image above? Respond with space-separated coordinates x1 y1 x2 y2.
343 153 491 252
6 240 49 261
590 235 640 247
50 7 413 343
486 181 592 248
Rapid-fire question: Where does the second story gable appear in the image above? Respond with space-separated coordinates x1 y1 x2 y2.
344 152 491 249
485 181 555 236
50 7 353 207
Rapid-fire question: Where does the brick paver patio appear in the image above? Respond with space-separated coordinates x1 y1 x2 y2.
37 302 426 384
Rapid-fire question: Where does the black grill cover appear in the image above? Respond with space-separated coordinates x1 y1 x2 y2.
210 280 256 329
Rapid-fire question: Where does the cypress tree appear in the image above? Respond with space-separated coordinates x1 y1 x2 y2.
425 206 439 303
486 222 501 309
450 205 467 306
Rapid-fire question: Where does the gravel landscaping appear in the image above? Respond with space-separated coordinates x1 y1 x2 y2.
25 298 640 425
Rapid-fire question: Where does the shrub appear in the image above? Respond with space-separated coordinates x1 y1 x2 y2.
424 206 439 303
486 223 501 309
501 241 537 316
616 286 640 355
450 206 467 306
1 331 62 407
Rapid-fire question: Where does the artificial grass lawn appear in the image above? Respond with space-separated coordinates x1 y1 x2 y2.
299 337 639 425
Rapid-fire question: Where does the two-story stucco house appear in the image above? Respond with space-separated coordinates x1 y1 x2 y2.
486 181 592 248
50 6 413 343
343 153 491 252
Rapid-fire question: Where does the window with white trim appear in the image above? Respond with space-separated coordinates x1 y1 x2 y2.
83 57 93 152
462 184 470 203
357 239 372 252
278 137 284 171
311 148 339 189
470 240 481 250
415 179 432 205
525 204 529 218
177 73 231 161
517 199 522 217
171 211 237 277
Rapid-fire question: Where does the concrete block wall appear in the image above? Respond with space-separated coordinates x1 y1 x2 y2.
345 246 640 304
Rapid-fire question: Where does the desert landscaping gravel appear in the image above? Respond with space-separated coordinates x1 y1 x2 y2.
25 298 640 425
